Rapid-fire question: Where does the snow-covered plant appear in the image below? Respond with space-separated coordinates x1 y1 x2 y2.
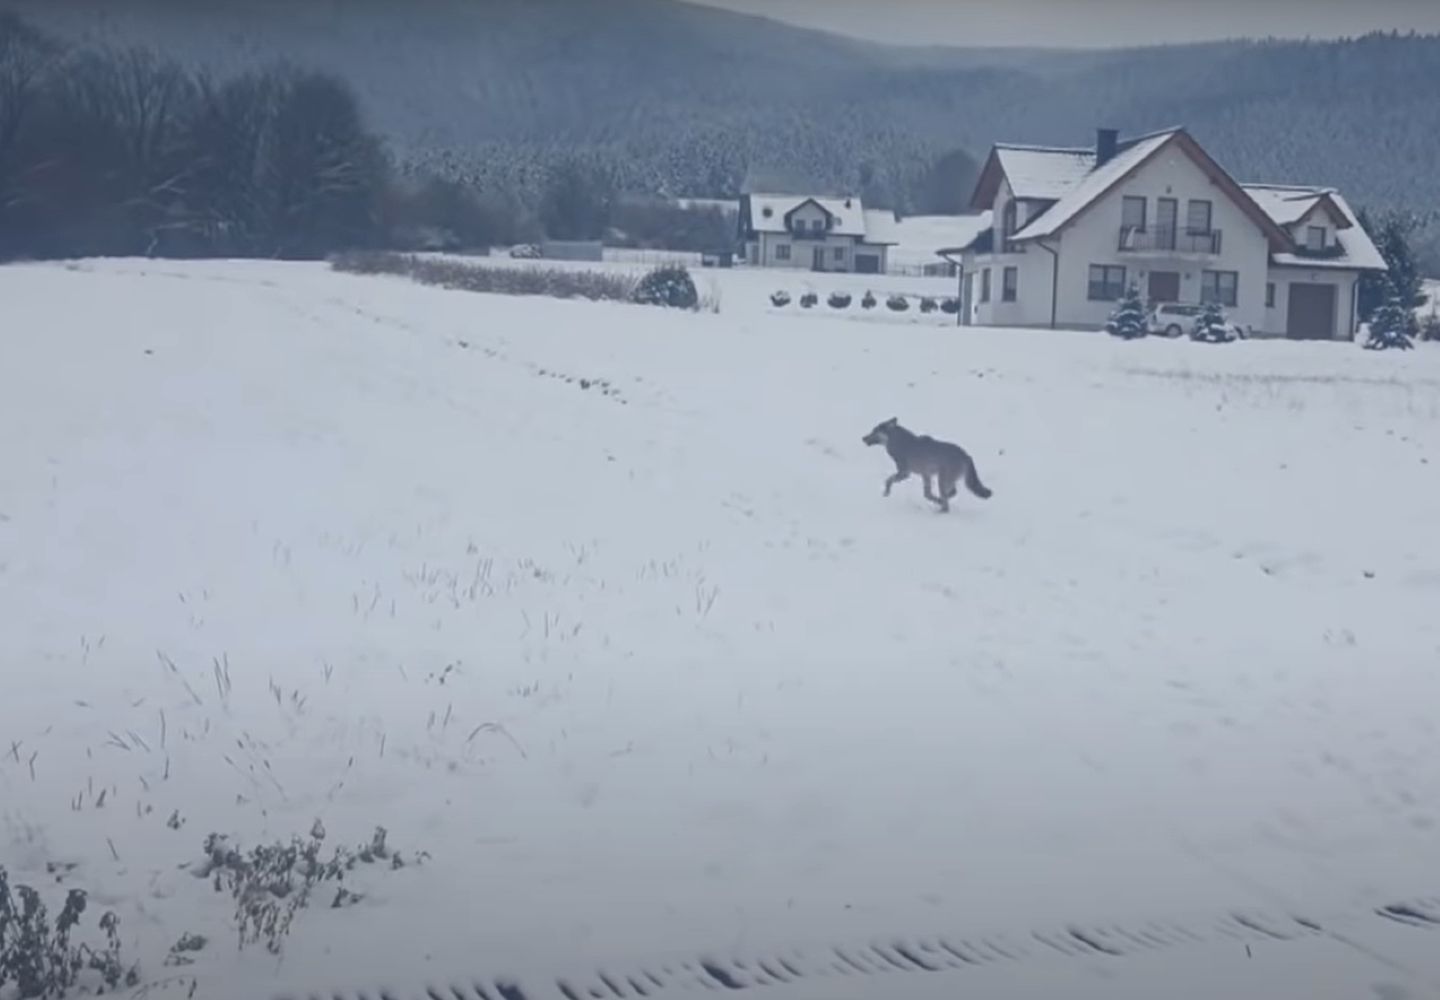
1105 283 1146 339
770 290 791 307
1364 284 1415 350
1191 300 1236 343
827 291 852 309
799 291 818 308
632 264 699 310
861 291 877 309
918 297 937 313
0 868 137 998
1418 308 1440 342
886 294 909 312
939 297 960 314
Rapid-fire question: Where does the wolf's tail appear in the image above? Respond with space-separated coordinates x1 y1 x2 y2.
963 460 992 500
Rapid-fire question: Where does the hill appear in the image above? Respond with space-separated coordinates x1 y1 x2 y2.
3 0 1439 266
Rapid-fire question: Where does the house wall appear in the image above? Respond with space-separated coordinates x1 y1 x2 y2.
1049 147 1272 331
962 180 1056 327
746 232 884 272
1260 266 1362 340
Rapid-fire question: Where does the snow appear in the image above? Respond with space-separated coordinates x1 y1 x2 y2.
4 257 1440 999
862 212 992 267
742 194 869 237
991 144 1097 202
1252 186 1389 272
1011 129 1178 241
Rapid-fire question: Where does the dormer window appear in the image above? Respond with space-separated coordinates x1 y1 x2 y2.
1306 225 1326 251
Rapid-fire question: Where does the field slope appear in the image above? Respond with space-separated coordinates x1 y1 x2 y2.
3 259 1440 998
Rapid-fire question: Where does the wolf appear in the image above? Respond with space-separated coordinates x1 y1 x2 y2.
862 417 992 512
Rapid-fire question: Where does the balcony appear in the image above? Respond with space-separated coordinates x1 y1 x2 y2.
1291 241 1346 260
789 227 831 241
1117 226 1222 255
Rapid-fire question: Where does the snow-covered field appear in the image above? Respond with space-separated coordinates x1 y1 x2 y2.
3 257 1440 999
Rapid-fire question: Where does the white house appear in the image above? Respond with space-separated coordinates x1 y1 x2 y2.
939 127 1387 339
737 194 896 273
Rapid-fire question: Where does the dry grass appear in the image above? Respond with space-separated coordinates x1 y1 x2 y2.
331 251 640 303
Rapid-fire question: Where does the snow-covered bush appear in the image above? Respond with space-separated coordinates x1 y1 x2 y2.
861 291 877 310
939 298 960 314
828 291 852 309
886 294 909 312
0 867 137 997
508 244 541 259
1105 284 1146 339
919 297 937 313
1418 308 1440 342
632 264 699 310
770 290 791 307
799 292 818 308
1191 301 1237 343
1364 288 1415 350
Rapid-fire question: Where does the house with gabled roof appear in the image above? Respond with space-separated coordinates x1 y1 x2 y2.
737 193 897 274
938 127 1387 340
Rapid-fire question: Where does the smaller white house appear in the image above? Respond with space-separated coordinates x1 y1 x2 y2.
939 127 1387 340
737 194 896 273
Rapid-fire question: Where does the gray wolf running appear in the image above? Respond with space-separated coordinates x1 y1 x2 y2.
862 417 992 512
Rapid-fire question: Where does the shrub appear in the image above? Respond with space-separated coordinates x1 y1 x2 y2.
632 264 699 309
861 291 877 310
331 252 638 302
828 291 852 309
1191 301 1237 343
799 292 819 308
509 244 541 259
919 297 937 313
1419 309 1440 342
886 294 910 312
939 298 960 314
770 290 791 307
1105 284 1147 339
0 867 138 998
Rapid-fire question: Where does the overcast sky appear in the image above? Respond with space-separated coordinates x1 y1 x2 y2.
684 0 1440 48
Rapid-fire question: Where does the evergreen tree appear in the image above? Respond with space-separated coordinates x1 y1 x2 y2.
1363 282 1415 350
1191 300 1236 343
1105 283 1146 339
1358 208 1424 333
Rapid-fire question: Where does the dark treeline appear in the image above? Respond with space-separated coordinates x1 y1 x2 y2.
0 12 977 263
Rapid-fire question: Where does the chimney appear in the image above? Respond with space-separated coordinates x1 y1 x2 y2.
1096 128 1119 167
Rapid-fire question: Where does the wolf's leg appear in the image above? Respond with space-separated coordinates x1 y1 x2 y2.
942 473 959 499
883 470 909 497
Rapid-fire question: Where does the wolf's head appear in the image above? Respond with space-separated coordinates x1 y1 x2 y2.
863 417 900 447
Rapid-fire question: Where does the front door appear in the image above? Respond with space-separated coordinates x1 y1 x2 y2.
812 246 826 272
1156 198 1178 250
1148 270 1180 304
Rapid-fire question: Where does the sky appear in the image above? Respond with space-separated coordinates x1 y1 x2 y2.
684 0 1440 49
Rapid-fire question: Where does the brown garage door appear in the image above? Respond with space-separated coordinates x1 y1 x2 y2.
1286 283 1337 340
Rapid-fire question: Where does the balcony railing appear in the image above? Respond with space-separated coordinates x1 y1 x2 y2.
789 228 831 240
1292 241 1346 260
1117 226 1222 254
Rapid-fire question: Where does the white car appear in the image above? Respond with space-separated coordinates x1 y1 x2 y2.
1148 302 1250 340
1148 302 1203 337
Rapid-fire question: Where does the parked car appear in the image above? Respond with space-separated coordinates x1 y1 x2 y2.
1148 302 1202 337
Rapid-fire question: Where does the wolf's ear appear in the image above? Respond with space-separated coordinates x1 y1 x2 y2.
887 416 899 426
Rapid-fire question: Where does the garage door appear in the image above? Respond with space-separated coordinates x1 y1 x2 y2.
1286 283 1337 340
854 254 880 275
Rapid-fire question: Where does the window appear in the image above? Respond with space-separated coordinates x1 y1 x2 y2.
1201 269 1238 307
1156 197 1178 249
1306 226 1327 251
980 268 991 303
1122 196 1147 232
1002 266 1018 302
1186 199 1212 234
1266 282 1276 308
812 219 825 233
1088 264 1127 301
775 243 791 261
833 245 845 262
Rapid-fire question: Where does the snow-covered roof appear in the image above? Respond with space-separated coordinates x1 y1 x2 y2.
993 145 1097 202
742 193 868 237
860 211 991 260
1011 129 1180 241
1249 185 1387 271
